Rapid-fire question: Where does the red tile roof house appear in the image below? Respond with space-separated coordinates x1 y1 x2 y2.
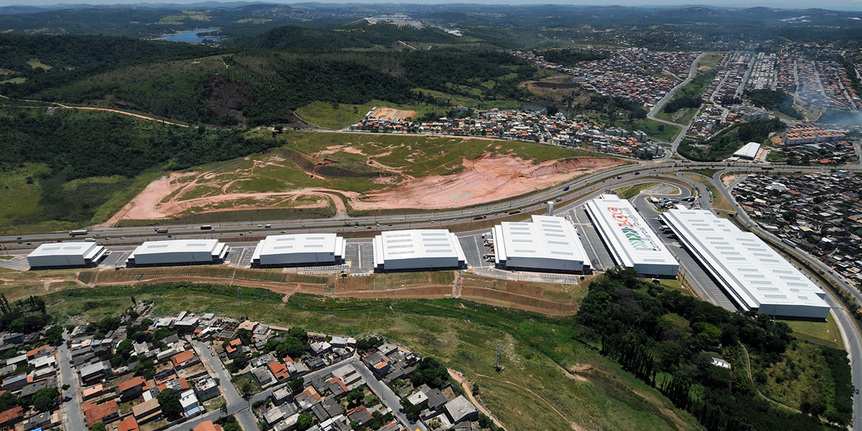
83 400 119 427
118 376 148 402
171 350 198 369
0 407 23 430
116 416 140 431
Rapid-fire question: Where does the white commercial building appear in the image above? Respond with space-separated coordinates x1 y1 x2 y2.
27 242 107 269
585 195 679 277
733 142 761 159
373 229 466 271
492 215 591 273
252 234 346 267
126 239 229 267
661 209 829 319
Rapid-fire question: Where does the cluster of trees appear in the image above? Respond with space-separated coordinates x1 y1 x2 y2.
743 89 802 119
409 357 450 389
679 118 786 161
663 95 701 114
576 267 850 430
581 95 648 122
0 386 60 414
538 48 609 67
263 327 309 359
356 335 384 352
0 295 51 336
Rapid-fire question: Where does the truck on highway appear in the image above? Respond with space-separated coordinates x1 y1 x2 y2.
200 225 212 230
155 228 169 234
69 229 88 236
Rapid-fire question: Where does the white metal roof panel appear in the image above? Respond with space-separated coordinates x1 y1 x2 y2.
585 195 678 275
28 242 101 258
662 209 828 317
733 142 761 159
495 215 589 266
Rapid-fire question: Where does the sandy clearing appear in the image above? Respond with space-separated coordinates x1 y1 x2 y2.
368 107 417 121
350 155 621 211
107 151 620 223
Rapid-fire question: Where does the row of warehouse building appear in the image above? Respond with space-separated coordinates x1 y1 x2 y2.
25 195 830 319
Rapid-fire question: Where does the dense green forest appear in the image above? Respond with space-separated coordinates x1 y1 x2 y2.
3 35 534 126
679 118 786 161
235 22 464 51
577 268 852 429
0 106 281 225
537 48 610 67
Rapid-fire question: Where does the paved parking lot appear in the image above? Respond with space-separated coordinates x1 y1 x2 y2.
0 256 29 271
100 250 131 269
458 232 490 269
225 246 256 268
568 207 615 271
344 241 374 274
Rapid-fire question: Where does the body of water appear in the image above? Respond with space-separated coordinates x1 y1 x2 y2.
159 28 222 43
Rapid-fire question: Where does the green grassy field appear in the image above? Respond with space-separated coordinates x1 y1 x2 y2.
295 100 436 130
613 182 658 200
781 315 844 350
613 119 681 141
42 283 702 431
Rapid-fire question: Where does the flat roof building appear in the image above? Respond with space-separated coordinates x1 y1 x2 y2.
661 209 829 319
733 142 761 159
27 242 107 269
252 234 346 267
373 229 466 272
492 215 591 273
126 240 228 267
585 195 679 277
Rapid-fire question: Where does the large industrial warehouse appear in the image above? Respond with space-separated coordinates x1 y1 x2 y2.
126 239 229 267
251 234 346 267
373 229 467 272
661 209 829 319
27 242 107 269
585 194 679 277
491 215 591 273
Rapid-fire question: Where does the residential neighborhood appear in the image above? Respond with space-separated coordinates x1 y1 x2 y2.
0 302 487 431
732 172 862 286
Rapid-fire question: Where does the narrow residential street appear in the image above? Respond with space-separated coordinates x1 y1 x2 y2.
57 333 85 431
351 358 427 431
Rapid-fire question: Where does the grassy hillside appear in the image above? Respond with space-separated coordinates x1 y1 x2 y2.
43 282 703 431
0 105 282 231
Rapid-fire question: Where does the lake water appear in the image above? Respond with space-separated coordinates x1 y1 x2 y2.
159 28 222 43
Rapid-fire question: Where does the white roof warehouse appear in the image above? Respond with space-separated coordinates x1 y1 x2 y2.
661 209 829 319
126 239 229 267
585 194 679 277
252 234 346 267
27 242 107 269
373 229 466 271
492 215 591 273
